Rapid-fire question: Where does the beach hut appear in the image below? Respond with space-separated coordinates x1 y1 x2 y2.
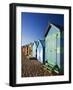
27 43 33 58
22 45 28 56
45 23 64 74
37 40 45 63
32 41 38 59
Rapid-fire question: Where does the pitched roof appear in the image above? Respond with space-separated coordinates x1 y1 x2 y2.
22 43 33 48
38 40 45 47
45 23 64 37
33 41 39 47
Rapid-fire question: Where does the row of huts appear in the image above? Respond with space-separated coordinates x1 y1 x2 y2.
22 23 64 74
22 40 45 63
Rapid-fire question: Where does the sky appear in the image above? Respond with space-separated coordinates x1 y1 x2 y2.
21 12 64 46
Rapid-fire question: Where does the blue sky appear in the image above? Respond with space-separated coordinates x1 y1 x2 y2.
21 12 64 46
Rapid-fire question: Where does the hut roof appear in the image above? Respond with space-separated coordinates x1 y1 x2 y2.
45 23 64 37
38 40 45 47
33 41 39 47
22 42 33 48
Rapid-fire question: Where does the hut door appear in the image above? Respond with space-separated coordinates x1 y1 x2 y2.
39 48 43 63
45 29 60 68
37 47 43 63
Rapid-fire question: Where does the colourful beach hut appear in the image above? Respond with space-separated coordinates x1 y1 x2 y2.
45 23 64 74
32 41 38 59
37 40 45 63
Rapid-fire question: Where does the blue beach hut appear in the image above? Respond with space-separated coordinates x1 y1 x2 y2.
45 23 64 74
37 40 45 63
32 41 38 59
